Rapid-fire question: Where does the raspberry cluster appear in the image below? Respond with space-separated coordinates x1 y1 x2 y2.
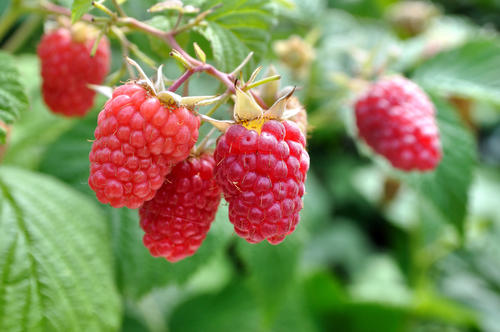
88 83 200 208
355 76 441 171
214 120 309 244
37 27 110 116
139 154 221 262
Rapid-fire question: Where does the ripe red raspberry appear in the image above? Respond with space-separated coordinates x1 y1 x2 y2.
354 76 441 171
88 83 200 209
37 26 110 116
139 153 221 262
214 120 309 244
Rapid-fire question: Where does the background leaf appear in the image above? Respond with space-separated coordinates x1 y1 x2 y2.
109 204 233 300
399 96 477 235
237 235 302 323
414 39 500 106
0 52 29 143
0 167 121 332
71 0 92 23
168 281 260 332
197 0 274 71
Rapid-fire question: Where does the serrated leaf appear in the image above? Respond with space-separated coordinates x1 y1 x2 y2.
169 281 260 332
237 235 302 322
145 16 178 58
110 204 233 299
3 55 73 170
38 115 234 298
38 115 96 196
0 52 29 142
148 0 199 13
0 167 121 331
414 39 500 106
400 96 476 235
198 22 251 72
71 0 92 23
197 0 274 72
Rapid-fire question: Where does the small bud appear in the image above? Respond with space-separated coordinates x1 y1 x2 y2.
70 21 99 43
273 35 315 78
387 1 440 37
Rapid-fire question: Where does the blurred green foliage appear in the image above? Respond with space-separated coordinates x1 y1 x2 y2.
1 0 500 331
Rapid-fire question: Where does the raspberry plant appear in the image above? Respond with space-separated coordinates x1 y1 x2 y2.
1 0 500 331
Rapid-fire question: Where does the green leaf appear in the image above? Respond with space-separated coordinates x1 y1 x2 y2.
38 115 96 196
400 96 477 235
169 281 260 332
237 234 302 323
349 255 412 306
145 16 178 58
71 0 92 23
197 0 274 72
269 290 319 332
110 203 233 299
3 55 74 170
37 103 234 299
198 22 253 73
0 52 29 143
0 167 121 332
414 39 500 106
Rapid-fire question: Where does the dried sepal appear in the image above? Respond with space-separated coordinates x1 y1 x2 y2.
88 84 113 99
230 52 254 76
247 66 263 85
234 86 263 122
126 57 156 93
180 95 219 107
263 86 295 119
199 114 234 132
155 65 166 92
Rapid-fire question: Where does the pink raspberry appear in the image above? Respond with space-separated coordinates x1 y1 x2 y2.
37 27 110 116
214 120 309 244
88 83 200 208
139 153 221 262
355 76 442 171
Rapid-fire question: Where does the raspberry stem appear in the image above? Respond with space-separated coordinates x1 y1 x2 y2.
21 1 262 107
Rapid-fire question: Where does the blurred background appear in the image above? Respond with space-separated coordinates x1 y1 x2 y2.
1 0 500 331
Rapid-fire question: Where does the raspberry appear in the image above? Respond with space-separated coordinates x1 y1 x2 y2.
37 26 110 116
88 83 200 208
287 95 308 138
139 153 221 262
354 76 441 171
214 120 309 244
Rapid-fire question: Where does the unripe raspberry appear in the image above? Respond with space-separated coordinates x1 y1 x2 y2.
214 120 309 244
273 35 315 78
355 76 441 171
139 153 221 262
37 25 110 116
89 83 200 208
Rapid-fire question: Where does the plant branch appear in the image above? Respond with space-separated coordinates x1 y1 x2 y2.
168 68 197 92
23 1 242 94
